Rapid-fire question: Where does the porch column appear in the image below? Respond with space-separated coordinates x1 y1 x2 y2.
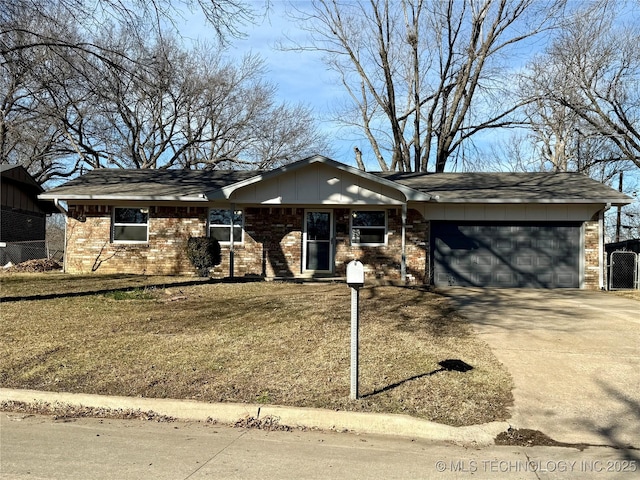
599 206 607 289
401 203 407 282
229 203 235 278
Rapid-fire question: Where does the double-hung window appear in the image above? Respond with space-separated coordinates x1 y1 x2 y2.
209 209 243 244
112 207 149 243
351 210 387 246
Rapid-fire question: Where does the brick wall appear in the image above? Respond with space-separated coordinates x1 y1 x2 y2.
334 208 428 283
210 207 429 283
64 203 600 288
65 205 207 275
210 207 304 279
583 217 601 289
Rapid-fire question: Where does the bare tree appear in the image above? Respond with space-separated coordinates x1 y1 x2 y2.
0 6 87 183
522 0 640 171
81 31 330 170
288 0 567 172
1 0 257 54
2 2 329 178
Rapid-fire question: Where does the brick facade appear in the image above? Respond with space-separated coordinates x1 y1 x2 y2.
209 207 427 282
64 204 603 288
65 205 207 275
583 216 601 290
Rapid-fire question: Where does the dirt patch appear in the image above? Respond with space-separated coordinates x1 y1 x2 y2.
495 427 590 450
2 259 62 273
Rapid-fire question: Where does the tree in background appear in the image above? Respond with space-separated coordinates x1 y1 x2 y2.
290 0 567 172
1 0 329 182
519 0 640 174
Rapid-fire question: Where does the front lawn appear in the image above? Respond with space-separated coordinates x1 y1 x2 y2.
0 274 513 426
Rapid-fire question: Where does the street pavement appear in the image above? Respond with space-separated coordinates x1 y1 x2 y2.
1 413 637 479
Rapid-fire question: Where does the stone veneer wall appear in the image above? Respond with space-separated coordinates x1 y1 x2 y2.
583 215 601 290
65 204 207 275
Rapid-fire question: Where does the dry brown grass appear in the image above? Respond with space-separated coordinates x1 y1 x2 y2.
0 274 513 426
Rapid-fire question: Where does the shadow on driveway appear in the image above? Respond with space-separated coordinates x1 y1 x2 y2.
441 287 640 455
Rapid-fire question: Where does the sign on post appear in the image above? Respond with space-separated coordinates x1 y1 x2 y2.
347 260 364 400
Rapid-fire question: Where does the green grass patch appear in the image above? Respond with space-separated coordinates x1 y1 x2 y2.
104 288 156 301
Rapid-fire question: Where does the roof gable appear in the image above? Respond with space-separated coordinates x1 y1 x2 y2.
208 155 431 204
1 164 44 193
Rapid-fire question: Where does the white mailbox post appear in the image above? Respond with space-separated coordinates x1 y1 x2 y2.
346 260 365 400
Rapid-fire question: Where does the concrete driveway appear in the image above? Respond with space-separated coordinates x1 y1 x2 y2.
443 288 639 448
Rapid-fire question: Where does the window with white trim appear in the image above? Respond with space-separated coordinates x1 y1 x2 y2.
351 210 387 246
112 207 149 243
208 209 243 244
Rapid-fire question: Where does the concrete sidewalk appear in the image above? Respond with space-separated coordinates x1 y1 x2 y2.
442 288 640 449
0 388 507 447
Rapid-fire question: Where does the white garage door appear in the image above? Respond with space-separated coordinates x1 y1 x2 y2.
432 222 581 288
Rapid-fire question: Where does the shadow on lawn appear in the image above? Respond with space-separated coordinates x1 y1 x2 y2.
0 276 264 302
361 359 473 398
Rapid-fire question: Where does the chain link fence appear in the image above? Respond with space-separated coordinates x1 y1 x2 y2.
0 240 64 267
609 251 639 290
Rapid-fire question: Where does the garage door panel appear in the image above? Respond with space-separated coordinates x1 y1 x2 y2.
432 222 581 288
515 255 534 266
536 256 553 267
495 272 516 286
476 255 493 266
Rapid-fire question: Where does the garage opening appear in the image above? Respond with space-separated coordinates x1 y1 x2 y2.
431 222 581 288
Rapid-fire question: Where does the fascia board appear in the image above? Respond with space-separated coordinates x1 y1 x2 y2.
38 193 209 202
431 198 634 205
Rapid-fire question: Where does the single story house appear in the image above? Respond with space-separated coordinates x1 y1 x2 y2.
39 155 633 289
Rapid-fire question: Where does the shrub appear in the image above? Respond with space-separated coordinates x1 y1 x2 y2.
186 237 221 277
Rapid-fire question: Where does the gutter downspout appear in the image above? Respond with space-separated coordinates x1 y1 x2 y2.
600 203 612 290
401 203 407 283
54 199 68 273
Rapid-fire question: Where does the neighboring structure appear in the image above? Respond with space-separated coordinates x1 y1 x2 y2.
605 238 640 290
1 165 58 264
39 156 633 289
605 239 640 257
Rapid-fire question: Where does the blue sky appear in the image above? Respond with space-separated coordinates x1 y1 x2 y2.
178 1 370 168
175 1 640 198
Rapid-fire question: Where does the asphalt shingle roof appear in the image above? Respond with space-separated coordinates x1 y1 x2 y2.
40 163 632 205
373 171 632 203
41 169 259 200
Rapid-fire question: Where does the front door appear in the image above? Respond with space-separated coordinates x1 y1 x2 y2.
304 210 333 273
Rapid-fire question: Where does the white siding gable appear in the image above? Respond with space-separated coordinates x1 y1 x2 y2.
229 163 406 205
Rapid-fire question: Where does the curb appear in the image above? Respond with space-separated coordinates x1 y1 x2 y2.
0 388 508 446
